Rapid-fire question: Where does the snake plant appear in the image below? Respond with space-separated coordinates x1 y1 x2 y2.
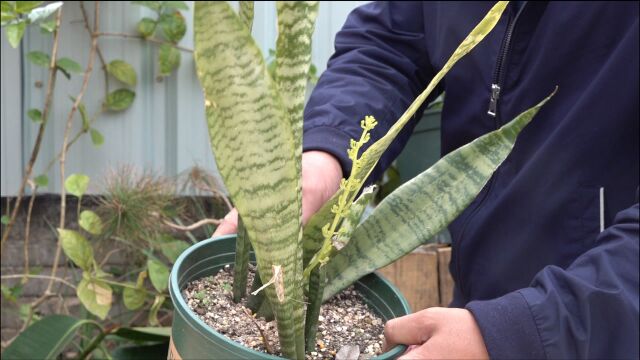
193 1 554 358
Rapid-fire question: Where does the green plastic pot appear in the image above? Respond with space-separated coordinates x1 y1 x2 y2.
169 234 411 359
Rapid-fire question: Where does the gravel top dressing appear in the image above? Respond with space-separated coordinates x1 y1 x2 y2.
183 265 386 359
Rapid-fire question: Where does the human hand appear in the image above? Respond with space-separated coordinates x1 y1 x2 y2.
211 150 343 237
383 307 489 360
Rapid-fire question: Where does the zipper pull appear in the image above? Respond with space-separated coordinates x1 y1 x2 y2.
487 83 501 117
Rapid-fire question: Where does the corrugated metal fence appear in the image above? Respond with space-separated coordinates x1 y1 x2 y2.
1 1 367 196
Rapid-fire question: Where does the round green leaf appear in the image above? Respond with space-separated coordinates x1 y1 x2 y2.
105 89 135 111
123 285 146 310
27 51 50 67
1 215 10 225
56 57 83 77
137 17 156 38
79 210 103 235
147 258 169 292
158 44 180 76
64 173 90 197
34 174 48 187
77 277 112 320
89 128 104 147
6 20 27 48
106 60 137 86
159 11 186 43
27 108 43 123
59 229 94 271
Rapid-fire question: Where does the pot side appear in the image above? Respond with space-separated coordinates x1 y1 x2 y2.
169 234 410 359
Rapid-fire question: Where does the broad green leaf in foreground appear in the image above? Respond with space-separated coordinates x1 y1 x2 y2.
323 89 557 300
193 2 306 357
1 315 101 360
113 326 171 342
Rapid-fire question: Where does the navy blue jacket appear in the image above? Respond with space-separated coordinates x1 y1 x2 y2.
303 2 639 358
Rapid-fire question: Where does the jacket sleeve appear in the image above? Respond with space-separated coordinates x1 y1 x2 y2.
466 202 640 359
303 2 439 181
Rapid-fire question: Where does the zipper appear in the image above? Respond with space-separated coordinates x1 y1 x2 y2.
487 2 527 118
455 2 527 300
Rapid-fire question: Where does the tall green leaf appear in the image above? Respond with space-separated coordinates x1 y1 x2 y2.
323 89 557 300
232 216 250 303
2 315 101 360
239 1 254 32
193 2 304 357
275 7 319 347
304 0 509 268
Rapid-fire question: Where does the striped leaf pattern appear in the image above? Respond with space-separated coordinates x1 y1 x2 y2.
232 216 250 303
348 1 509 189
194 3 304 358
239 1 254 32
275 3 319 351
303 1 508 272
323 89 557 300
276 1 319 149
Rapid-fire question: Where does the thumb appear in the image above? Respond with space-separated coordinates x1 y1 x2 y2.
212 208 238 237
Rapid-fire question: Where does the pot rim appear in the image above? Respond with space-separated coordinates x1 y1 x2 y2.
170 234 410 359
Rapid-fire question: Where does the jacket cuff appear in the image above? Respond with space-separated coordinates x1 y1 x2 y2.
303 126 354 177
466 291 547 359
